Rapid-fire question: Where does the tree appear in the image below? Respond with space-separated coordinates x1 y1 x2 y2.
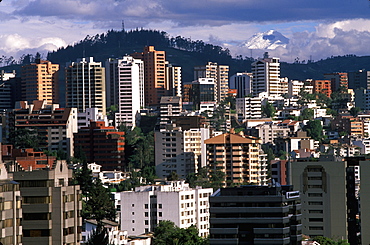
262 102 276 118
8 128 40 149
303 120 324 142
167 171 179 181
301 108 314 120
82 179 116 223
349 107 361 117
153 221 207 245
313 236 349 245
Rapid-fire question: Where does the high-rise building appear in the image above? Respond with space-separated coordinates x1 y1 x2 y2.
187 78 216 110
311 80 332 97
21 59 59 105
251 52 281 97
166 62 182 97
66 57 106 114
209 185 302 245
8 100 78 157
324 72 348 92
290 157 355 242
205 132 268 187
13 160 82 245
132 46 166 106
120 181 213 237
348 70 370 90
106 56 144 128
194 62 229 103
229 72 252 98
159 96 182 130
74 121 125 170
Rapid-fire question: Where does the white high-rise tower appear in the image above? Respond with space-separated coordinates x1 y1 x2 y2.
251 52 281 97
106 56 144 128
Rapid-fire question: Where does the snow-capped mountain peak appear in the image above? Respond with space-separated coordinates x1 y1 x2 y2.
240 30 289 50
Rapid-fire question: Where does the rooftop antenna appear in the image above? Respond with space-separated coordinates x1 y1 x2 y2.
122 20 125 32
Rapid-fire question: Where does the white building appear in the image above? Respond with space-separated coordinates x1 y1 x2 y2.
288 80 305 97
229 72 252 98
82 219 128 245
106 56 144 128
236 97 262 120
120 181 213 237
166 62 182 97
252 52 281 96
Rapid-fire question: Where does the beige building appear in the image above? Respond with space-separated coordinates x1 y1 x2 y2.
205 132 268 186
21 59 59 105
66 57 106 114
194 62 229 103
0 146 22 245
291 159 348 239
13 160 82 245
132 46 166 106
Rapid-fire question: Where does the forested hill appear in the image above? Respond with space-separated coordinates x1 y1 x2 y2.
5 29 370 83
47 29 253 84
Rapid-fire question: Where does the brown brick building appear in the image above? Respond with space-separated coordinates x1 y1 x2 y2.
74 121 125 170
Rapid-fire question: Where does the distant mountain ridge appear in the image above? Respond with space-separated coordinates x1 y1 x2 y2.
4 29 370 88
240 30 289 50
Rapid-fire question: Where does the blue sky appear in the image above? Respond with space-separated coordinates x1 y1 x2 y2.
1 0 370 62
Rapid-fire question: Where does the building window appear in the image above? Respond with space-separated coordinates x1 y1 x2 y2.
159 212 162 217
145 204 148 209
159 204 162 209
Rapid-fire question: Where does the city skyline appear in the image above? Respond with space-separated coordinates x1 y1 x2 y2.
1 0 370 63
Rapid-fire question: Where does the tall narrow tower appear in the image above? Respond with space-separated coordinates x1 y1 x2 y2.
65 57 106 114
251 53 281 97
106 56 144 128
21 59 59 104
132 46 166 106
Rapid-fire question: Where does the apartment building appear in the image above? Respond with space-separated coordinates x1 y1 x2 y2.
65 57 106 114
209 185 302 245
324 72 348 91
246 121 290 144
194 62 229 103
205 132 268 186
311 80 332 97
120 181 213 237
348 70 370 90
155 124 210 179
132 46 166 106
74 121 125 170
21 59 59 105
236 97 262 120
0 148 22 245
159 96 182 130
13 160 82 245
166 62 182 97
291 157 349 242
106 56 144 128
251 52 281 97
8 100 78 157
